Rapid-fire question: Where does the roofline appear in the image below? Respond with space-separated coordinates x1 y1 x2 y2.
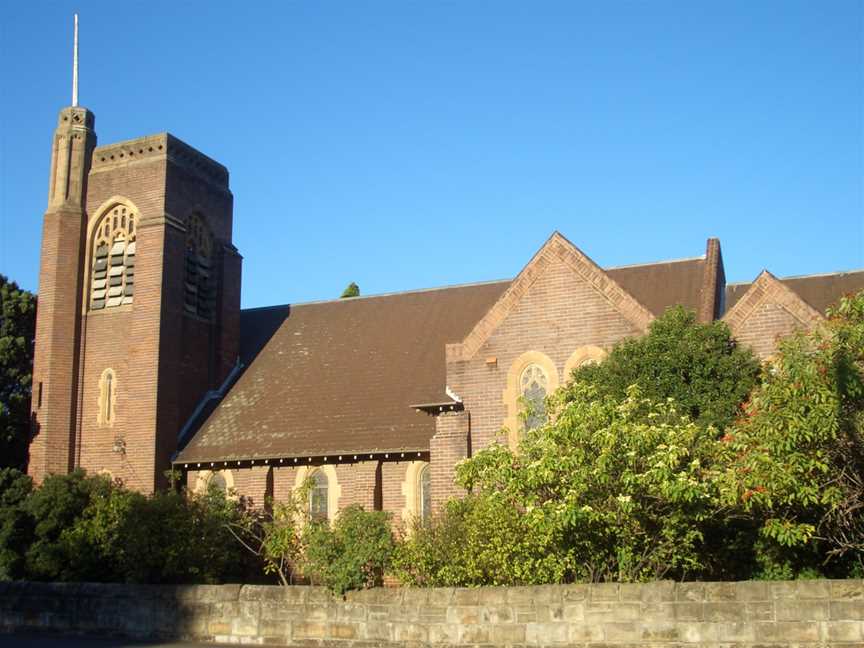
174 448 430 467
605 255 706 271
777 268 864 281
726 268 864 287
240 277 513 312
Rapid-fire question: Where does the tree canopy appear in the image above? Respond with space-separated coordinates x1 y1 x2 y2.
571 306 761 432
340 282 360 298
0 276 36 471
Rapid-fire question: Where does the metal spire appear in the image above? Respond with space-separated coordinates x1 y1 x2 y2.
72 14 79 107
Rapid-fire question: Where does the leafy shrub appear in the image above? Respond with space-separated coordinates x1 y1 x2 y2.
115 487 260 584
717 291 864 577
2 468 260 584
301 505 394 594
394 493 568 587
454 385 723 583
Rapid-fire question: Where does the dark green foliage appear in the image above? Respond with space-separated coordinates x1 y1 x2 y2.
1 468 262 584
571 306 760 432
339 282 360 298
115 487 261 584
0 276 36 470
301 505 394 594
0 468 34 580
23 469 110 580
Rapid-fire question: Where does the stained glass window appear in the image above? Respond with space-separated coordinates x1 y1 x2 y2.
208 472 227 492
90 206 136 310
309 470 329 520
520 363 548 431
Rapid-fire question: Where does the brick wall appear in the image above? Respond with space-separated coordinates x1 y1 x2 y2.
731 302 805 359
431 245 644 508
1 580 861 646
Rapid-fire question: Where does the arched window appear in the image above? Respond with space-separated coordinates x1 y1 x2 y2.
90 205 136 310
97 368 117 426
309 470 329 521
418 464 431 522
564 346 608 379
208 471 227 492
520 363 548 431
185 214 214 319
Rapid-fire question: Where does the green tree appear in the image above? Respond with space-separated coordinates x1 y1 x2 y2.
340 282 360 298
0 276 36 470
717 291 864 577
572 306 760 432
398 384 726 587
0 468 34 580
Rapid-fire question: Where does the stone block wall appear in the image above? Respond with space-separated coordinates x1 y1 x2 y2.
1 580 862 646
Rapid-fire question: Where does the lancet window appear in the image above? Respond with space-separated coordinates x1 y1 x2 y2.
90 206 136 310
520 363 548 431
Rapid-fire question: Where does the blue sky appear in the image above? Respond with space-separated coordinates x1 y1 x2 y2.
1 1 861 308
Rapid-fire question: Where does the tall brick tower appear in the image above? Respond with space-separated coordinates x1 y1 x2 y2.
29 18 241 491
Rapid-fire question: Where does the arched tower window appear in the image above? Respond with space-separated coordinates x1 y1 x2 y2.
520 363 548 431
97 368 117 426
185 214 214 319
90 206 136 310
309 470 329 521
418 464 431 522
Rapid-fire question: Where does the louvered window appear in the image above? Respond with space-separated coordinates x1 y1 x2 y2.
185 214 214 319
90 206 136 310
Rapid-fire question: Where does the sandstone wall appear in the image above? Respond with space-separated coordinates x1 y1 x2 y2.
1 580 862 646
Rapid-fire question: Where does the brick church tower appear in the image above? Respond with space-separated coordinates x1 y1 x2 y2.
29 20 241 491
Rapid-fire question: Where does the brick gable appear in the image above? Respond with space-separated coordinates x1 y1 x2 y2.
723 270 824 359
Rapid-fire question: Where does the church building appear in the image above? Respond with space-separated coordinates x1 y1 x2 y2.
28 80 864 525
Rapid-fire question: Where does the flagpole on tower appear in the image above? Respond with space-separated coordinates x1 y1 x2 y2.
72 14 79 107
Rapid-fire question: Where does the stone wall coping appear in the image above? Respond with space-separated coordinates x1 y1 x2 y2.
2 579 862 646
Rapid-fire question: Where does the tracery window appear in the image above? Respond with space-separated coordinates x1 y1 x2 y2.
185 214 214 319
418 464 431 522
309 470 329 521
520 363 548 431
208 471 227 492
90 206 136 310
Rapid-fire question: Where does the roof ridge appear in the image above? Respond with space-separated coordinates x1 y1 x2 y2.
241 277 512 312
779 268 864 281
605 255 706 270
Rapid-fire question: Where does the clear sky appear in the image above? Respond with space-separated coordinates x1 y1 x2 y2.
1 1 862 308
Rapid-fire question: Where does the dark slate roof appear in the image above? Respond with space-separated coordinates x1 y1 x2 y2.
725 270 864 315
175 254 715 463
607 257 707 317
176 281 510 463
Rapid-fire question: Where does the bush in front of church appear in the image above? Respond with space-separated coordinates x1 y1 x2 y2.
301 505 395 594
393 491 569 587
0 469 262 584
716 290 864 579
